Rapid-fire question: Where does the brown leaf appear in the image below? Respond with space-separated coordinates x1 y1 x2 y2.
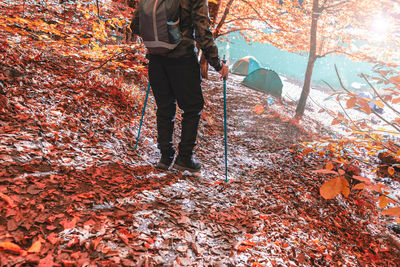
27 185 42 195
7 218 19 231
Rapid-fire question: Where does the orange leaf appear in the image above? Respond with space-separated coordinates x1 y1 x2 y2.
338 169 345 176
325 161 334 170
302 148 312 155
389 75 400 85
392 98 400 104
346 97 356 109
353 183 367 190
388 167 395 176
320 177 349 200
352 175 371 184
331 118 340 125
342 185 350 198
93 237 102 250
357 99 371 114
382 207 400 217
254 104 264 114
373 100 384 108
378 196 389 209
28 240 41 253
0 242 23 254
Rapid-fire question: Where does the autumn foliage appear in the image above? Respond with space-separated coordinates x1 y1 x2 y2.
1 0 400 265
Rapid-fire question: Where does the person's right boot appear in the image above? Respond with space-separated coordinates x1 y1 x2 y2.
156 149 175 170
173 154 201 172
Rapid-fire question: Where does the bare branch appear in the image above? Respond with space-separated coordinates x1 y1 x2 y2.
321 0 348 11
239 0 276 29
316 50 339 58
214 0 235 38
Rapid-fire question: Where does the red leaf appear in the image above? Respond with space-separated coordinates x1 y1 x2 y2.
60 217 78 230
0 192 15 207
47 233 59 245
38 253 54 267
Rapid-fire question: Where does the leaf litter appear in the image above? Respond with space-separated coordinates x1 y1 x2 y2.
1 18 400 266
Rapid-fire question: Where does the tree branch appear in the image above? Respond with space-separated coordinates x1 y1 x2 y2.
214 0 235 38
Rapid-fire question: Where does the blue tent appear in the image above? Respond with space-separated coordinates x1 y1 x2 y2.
231 56 261 76
242 68 283 98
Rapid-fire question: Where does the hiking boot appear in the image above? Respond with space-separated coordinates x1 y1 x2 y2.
156 154 174 170
173 155 201 172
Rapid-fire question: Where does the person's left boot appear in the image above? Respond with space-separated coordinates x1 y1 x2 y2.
156 152 175 170
173 154 201 172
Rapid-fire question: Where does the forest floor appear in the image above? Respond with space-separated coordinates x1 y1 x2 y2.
1 52 400 266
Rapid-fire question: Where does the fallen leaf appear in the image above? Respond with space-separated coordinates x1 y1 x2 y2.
47 233 59 245
28 240 41 253
378 195 389 209
60 217 78 230
0 241 23 254
254 104 264 114
38 253 54 267
0 192 15 207
93 237 102 250
382 207 400 217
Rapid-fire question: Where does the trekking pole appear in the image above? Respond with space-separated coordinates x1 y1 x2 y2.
223 56 228 182
134 83 151 149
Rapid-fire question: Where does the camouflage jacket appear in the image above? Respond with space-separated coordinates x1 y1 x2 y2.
130 0 222 71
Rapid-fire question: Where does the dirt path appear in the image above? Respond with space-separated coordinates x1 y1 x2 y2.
0 68 399 266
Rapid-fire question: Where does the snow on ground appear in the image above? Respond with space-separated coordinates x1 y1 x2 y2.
230 71 400 139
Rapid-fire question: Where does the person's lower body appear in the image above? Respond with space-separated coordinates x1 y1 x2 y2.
148 54 204 171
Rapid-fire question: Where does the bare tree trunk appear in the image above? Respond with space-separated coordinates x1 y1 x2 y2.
295 0 319 118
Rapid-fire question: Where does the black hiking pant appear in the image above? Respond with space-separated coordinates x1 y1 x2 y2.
148 54 204 157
